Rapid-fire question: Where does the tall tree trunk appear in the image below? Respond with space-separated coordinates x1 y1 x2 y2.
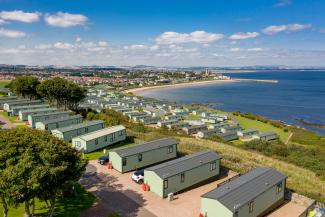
24 200 31 217
47 194 56 217
1 195 8 217
31 198 35 217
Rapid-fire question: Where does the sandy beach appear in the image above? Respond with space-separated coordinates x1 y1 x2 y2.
125 78 278 95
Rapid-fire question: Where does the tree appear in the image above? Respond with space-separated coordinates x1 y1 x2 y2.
0 128 87 217
37 77 86 110
8 77 40 100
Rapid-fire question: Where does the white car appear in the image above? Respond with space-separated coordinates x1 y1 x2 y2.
131 170 144 184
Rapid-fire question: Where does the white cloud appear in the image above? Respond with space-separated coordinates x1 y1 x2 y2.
150 45 159 50
155 31 224 44
76 37 82 42
124 44 148 50
35 44 52 49
262 24 312 35
247 47 264 52
211 53 224 57
230 48 242 52
53 42 74 49
0 28 26 38
0 10 41 23
45 12 88 28
98 41 108 47
0 19 7 25
229 32 259 40
274 0 292 7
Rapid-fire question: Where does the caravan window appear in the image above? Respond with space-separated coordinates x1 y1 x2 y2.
276 182 282 194
181 173 185 183
167 146 173 154
249 201 254 213
210 161 216 171
138 153 142 162
164 179 168 189
95 139 98 145
122 158 127 166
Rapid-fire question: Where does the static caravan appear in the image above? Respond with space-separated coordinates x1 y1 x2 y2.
0 96 18 109
237 129 259 138
28 111 71 128
217 132 239 142
109 138 178 173
72 125 126 153
182 124 207 135
166 121 190 130
253 132 278 141
144 150 221 198
19 108 57 121
10 104 50 116
220 125 241 134
200 167 287 217
2 99 31 110
157 119 178 127
197 129 220 138
132 114 151 122
35 114 83 131
51 120 105 141
139 116 161 125
3 99 42 111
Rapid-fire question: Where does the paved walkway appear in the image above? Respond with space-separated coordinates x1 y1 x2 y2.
0 113 15 129
80 160 237 217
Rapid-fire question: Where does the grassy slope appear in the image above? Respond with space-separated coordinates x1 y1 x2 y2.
0 111 23 123
230 114 290 142
178 137 325 202
0 184 95 217
0 80 10 88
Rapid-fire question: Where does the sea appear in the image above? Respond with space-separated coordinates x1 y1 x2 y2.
138 70 325 135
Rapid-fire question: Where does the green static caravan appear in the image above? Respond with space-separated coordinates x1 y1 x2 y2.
51 120 105 142
2 99 31 111
0 96 18 109
19 108 57 121
201 167 287 217
72 125 126 153
3 99 43 112
237 129 259 138
109 138 178 173
9 104 50 116
144 150 221 198
35 114 83 131
28 111 72 128
252 132 278 141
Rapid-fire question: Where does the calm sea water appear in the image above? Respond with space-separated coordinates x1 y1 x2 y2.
139 70 325 135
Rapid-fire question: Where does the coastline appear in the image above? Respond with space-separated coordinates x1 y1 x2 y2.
125 78 278 95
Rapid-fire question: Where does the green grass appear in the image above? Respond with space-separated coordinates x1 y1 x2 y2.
84 140 135 160
230 114 290 142
0 184 95 217
0 80 10 88
0 111 23 123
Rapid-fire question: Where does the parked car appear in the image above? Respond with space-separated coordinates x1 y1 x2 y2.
131 170 144 184
98 155 109 165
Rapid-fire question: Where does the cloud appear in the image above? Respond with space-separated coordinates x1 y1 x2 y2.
124 44 148 50
155 31 224 44
0 10 41 23
76 36 82 42
229 32 260 40
0 28 26 38
53 42 74 49
230 48 242 52
35 44 52 49
274 0 292 7
0 19 7 25
98 41 108 47
262 24 312 35
247 47 264 52
45 12 88 28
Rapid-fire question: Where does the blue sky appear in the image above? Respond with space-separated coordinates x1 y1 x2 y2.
0 0 324 66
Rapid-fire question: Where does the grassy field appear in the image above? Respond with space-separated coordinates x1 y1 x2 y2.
0 80 10 88
177 137 325 203
84 140 135 160
0 184 95 217
230 114 290 142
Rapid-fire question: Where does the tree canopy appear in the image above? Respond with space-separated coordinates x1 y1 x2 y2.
8 76 40 100
0 128 87 217
8 77 86 111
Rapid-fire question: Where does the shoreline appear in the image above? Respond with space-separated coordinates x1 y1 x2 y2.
125 78 278 95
